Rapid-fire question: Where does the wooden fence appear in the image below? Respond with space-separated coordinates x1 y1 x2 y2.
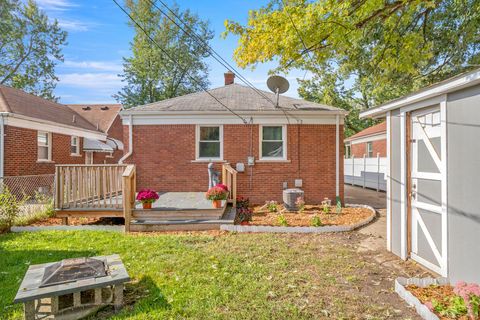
222 163 237 207
55 164 126 210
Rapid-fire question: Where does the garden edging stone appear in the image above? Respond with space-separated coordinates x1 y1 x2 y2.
395 277 449 320
220 204 376 233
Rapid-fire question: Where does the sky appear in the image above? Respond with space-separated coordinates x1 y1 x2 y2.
35 0 309 104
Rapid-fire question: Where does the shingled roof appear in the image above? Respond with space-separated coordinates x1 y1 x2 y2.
67 104 122 133
129 84 343 112
0 85 100 132
345 122 386 142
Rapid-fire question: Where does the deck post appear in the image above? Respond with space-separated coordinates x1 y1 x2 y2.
122 165 135 232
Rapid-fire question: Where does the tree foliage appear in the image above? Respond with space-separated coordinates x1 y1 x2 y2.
115 0 214 107
224 0 480 134
0 0 67 100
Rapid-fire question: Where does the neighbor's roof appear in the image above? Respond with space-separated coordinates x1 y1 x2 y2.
345 122 386 142
361 68 480 118
126 84 344 113
0 85 100 132
83 138 114 152
67 104 122 133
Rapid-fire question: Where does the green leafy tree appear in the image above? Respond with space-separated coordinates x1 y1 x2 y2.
115 0 214 107
0 0 67 100
224 0 480 134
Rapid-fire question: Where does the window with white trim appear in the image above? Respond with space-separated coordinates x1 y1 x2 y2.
196 125 223 160
260 125 286 160
345 144 351 158
71 136 80 155
37 131 52 161
366 141 373 157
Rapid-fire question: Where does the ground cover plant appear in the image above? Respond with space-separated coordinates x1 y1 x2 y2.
1 230 427 319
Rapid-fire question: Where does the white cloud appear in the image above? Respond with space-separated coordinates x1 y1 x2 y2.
57 19 90 32
63 60 123 72
59 73 122 90
36 0 77 11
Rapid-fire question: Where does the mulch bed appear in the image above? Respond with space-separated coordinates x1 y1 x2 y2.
30 217 123 226
249 204 374 227
406 284 469 320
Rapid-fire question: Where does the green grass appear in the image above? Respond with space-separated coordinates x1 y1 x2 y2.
0 231 415 319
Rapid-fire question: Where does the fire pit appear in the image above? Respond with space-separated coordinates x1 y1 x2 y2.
14 254 130 320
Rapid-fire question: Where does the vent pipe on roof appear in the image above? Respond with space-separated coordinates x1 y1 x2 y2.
72 115 76 123
224 71 235 85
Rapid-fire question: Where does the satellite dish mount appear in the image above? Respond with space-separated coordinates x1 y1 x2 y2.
267 75 290 107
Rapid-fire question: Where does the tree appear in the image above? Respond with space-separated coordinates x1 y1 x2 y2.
115 0 214 107
0 0 67 100
224 0 480 134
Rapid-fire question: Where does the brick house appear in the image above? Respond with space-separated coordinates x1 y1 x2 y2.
0 85 107 180
67 104 124 164
344 122 386 158
120 73 346 204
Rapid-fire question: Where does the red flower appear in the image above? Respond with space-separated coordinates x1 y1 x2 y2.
205 186 228 200
136 189 159 203
216 183 229 191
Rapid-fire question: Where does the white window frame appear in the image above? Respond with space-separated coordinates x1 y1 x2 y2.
366 141 373 157
71 136 80 156
345 143 351 159
259 125 287 161
37 131 52 162
195 125 223 161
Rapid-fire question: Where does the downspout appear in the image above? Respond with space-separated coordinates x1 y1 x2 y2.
119 114 133 164
335 114 340 199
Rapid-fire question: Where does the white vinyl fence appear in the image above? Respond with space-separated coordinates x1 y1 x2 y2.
344 155 387 191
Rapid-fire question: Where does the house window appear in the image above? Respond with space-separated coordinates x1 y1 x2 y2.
196 125 223 160
260 125 286 160
71 136 80 155
345 144 351 158
366 142 373 157
37 131 51 161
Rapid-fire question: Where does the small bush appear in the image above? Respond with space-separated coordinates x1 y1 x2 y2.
277 214 288 226
311 215 323 227
295 196 305 213
0 187 27 233
14 199 54 226
266 200 278 213
236 196 252 223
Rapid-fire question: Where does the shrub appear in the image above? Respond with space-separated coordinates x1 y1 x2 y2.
454 282 480 319
236 196 249 209
311 215 322 227
295 196 305 213
277 214 288 226
0 187 27 233
321 198 331 214
266 200 278 213
236 196 252 223
205 186 228 201
136 189 159 204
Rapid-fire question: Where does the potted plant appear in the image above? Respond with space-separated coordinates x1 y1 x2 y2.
205 185 228 208
136 189 159 209
236 197 252 225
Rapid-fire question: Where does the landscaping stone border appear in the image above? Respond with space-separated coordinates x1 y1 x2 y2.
395 277 449 320
220 204 376 233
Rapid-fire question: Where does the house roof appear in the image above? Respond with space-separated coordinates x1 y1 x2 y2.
127 84 343 113
67 104 122 133
345 122 386 142
361 68 480 118
83 138 114 152
0 85 100 132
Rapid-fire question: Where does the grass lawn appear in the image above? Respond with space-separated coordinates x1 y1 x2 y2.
0 230 423 319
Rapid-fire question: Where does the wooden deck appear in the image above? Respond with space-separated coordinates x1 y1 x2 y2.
54 164 238 231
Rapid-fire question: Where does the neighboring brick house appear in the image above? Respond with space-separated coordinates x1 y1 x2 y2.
120 72 346 204
344 122 386 158
67 104 124 164
0 85 106 181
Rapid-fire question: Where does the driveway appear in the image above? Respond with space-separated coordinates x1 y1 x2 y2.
344 184 386 209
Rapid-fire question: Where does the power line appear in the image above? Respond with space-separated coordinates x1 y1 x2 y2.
148 0 278 108
112 0 248 124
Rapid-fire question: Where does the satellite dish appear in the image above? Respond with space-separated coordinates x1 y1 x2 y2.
267 75 289 94
267 75 289 107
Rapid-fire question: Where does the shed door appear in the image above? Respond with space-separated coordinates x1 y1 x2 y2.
410 106 445 275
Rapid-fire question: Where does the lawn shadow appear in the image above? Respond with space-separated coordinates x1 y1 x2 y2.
90 275 171 319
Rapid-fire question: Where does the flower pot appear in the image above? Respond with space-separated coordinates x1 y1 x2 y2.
142 202 152 209
212 200 222 208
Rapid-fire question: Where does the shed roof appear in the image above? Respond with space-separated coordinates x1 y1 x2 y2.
128 84 343 113
0 85 100 132
345 122 386 142
67 104 122 133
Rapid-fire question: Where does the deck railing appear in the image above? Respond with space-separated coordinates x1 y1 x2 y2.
222 163 237 208
55 164 126 210
122 165 136 232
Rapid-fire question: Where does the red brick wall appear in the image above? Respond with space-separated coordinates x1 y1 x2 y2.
4 125 85 176
89 115 124 164
123 124 344 204
350 139 386 158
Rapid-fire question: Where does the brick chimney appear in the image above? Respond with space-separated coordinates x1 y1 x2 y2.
224 71 235 85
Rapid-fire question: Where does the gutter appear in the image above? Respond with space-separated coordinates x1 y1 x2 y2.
119 115 133 164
